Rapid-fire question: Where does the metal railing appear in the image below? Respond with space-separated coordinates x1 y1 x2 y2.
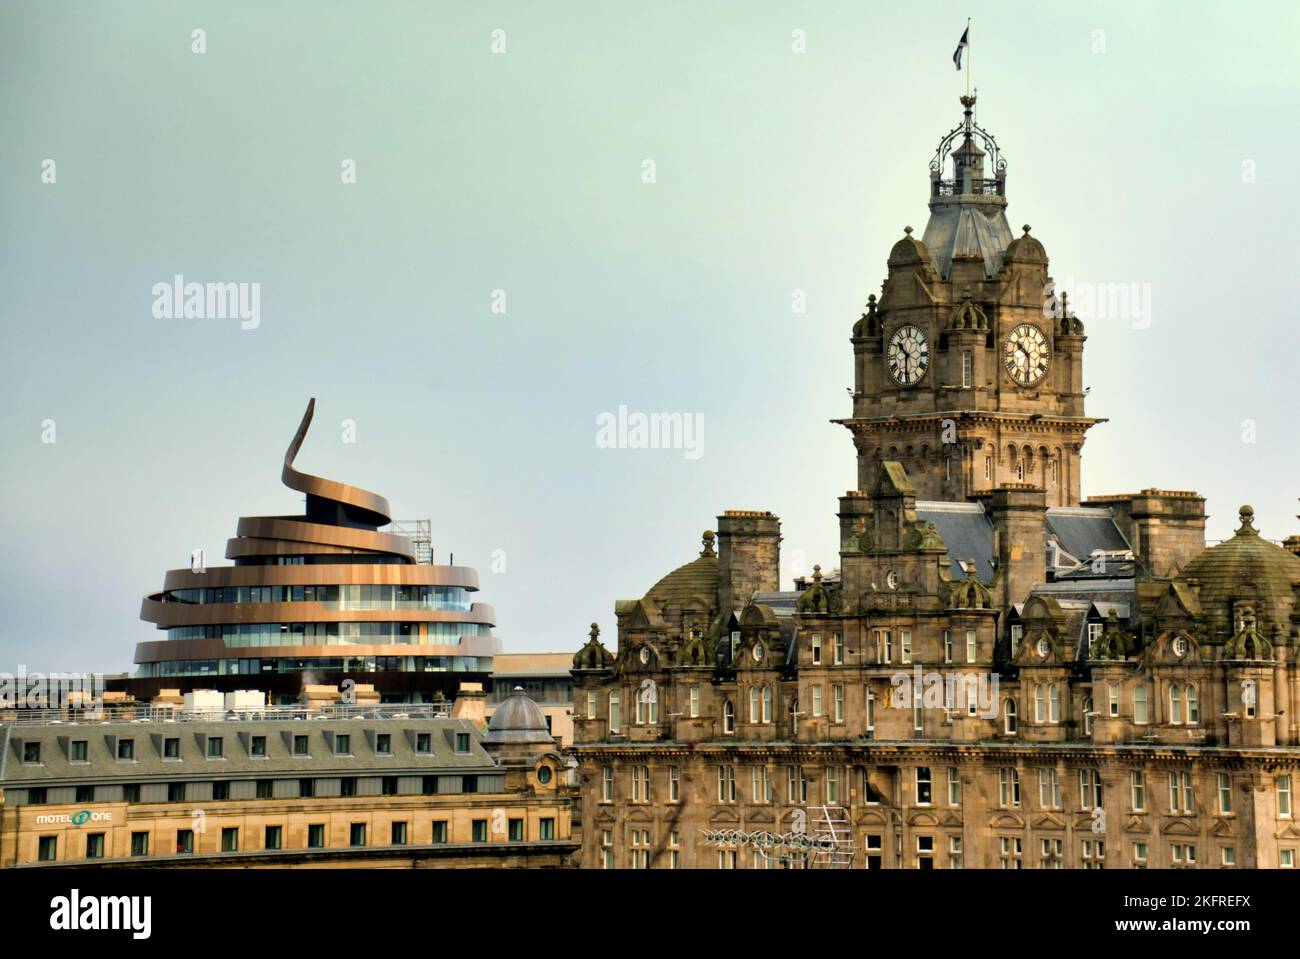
932 177 1004 197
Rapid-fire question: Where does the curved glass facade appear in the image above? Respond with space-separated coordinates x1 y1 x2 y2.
164 622 491 645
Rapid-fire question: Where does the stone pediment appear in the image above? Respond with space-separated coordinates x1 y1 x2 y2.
989 812 1024 829
1032 813 1066 831
708 807 741 826
859 809 891 827
626 807 654 823
747 808 776 826
1122 815 1151 835
1160 817 1198 836
593 806 617 824
907 811 941 828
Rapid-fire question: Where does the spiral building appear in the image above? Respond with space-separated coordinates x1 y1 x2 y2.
117 399 500 703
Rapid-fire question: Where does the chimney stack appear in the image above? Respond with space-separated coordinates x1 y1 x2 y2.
717 510 781 612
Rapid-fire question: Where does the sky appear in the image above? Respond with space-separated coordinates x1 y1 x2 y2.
1 1 1297 673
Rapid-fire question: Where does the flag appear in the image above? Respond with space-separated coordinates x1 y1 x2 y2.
953 26 969 71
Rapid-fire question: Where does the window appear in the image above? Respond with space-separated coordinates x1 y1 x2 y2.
299 778 314 798
826 766 841 805
382 776 398 796
1080 769 1103 810
340 777 356 797
1221 846 1236 867
916 767 932 805
1186 684 1199 725
1282 849 1295 868
430 821 448 844
1133 842 1148 868
999 836 1022 869
332 733 351 755
86 833 105 859
1010 625 1023 659
1108 683 1119 718
207 736 224 758
608 691 621 733
76 785 94 804
1279 776 1293 817
250 736 266 757
455 732 470 753
943 630 953 663
308 824 326 848
130 832 149 857
586 689 596 720
631 765 649 803
38 836 57 862
811 634 822 665
1134 685 1149 724
1083 697 1094 736
212 781 229 801
1039 768 1060 808
718 849 737 869
1168 771 1194 814
350 823 367 847
292 735 308 757
28 787 47 805
123 783 140 804
1218 773 1233 815
168 782 185 803
265 825 282 850
998 768 1020 808
669 765 680 802
752 766 771 804
876 630 891 664
176 829 194 854
1131 771 1147 811
717 765 736 803
866 688 876 737
1081 839 1105 869
723 700 735 734
811 685 823 718
1004 698 1017 735
376 734 391 755
916 834 934 869
117 739 135 761
1048 684 1060 723
966 630 977 664
833 633 844 665
71 740 88 762
984 457 992 480
539 818 555 841
762 685 772 724
669 830 681 869
1040 837 1063 868
788 766 809 804
601 830 614 869
912 687 924 734
629 829 651 869
1034 684 1045 723
689 686 700 718
833 684 845 723
947 768 961 806
1170 684 1183 724
1171 842 1196 867
163 737 180 759
900 630 912 664
601 765 613 802
748 687 759 724
961 350 973 388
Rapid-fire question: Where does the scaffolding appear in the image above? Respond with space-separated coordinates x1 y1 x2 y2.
388 519 432 565
700 805 856 869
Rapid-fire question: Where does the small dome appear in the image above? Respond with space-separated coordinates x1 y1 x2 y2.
1002 224 1047 264
486 688 553 744
644 533 719 607
1181 505 1300 640
888 227 932 269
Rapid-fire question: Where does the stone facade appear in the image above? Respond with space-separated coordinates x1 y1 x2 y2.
569 95 1300 871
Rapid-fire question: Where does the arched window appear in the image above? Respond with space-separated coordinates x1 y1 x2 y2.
1004 698 1018 735
1083 696 1094 736
749 687 759 724
1169 684 1183 725
1134 685 1149 725
608 690 622 733
723 700 735 735
1186 684 1199 725
635 686 646 724
1034 684 1045 723
1048 684 1061 723
762 685 772 724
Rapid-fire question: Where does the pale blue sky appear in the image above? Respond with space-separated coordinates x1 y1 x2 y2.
1 1 1297 672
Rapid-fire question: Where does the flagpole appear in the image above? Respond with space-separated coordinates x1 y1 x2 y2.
966 18 972 99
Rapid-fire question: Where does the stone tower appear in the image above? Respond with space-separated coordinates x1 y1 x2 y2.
837 95 1103 506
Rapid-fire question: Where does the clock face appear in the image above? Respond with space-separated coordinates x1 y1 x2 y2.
1004 324 1049 386
887 325 929 386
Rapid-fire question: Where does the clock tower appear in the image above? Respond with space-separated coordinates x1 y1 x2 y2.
838 95 1102 506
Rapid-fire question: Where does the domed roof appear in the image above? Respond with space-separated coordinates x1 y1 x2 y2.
1001 224 1047 264
887 227 932 269
1181 506 1300 635
644 532 720 607
486 688 553 744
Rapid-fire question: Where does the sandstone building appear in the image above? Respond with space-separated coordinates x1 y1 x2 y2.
568 96 1300 870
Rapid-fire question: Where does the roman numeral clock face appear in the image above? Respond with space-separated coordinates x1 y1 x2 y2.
1004 323 1049 386
887 325 929 386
